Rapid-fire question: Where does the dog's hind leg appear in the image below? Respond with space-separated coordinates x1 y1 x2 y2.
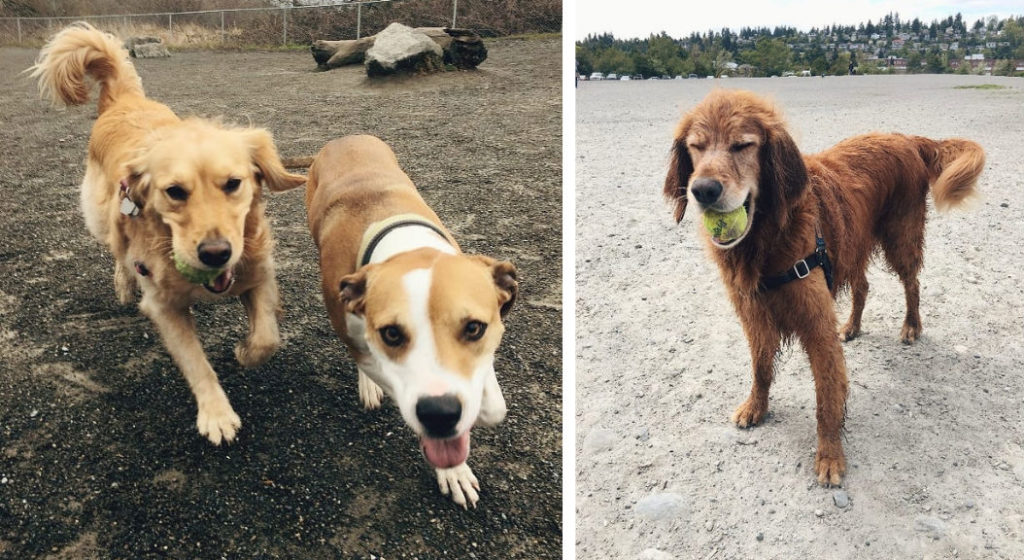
839 272 868 341
879 211 925 344
235 273 282 367
139 294 241 445
731 306 781 428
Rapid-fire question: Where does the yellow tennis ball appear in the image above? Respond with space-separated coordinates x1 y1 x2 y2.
173 253 222 285
703 206 748 243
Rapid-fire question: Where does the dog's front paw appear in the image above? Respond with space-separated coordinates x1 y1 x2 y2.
815 451 846 486
731 397 768 428
114 265 137 305
357 370 384 410
234 337 279 368
436 463 480 509
196 397 241 445
900 323 920 344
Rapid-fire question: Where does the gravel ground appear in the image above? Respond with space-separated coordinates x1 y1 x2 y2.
0 36 561 558
576 75 1024 559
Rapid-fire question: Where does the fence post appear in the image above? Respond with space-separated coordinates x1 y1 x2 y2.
282 8 287 46
16 17 21 43
452 0 458 27
221 11 225 43
168 13 172 41
356 3 362 39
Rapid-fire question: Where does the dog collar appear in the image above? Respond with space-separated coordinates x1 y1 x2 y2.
759 229 834 292
119 178 141 217
357 214 453 268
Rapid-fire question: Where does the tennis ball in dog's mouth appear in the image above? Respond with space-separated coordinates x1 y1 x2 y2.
173 253 223 285
703 206 748 243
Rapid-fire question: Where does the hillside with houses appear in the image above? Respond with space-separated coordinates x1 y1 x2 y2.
577 13 1024 78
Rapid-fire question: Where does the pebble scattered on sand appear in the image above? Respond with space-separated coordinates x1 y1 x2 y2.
635 493 686 521
914 516 947 538
584 429 617 453
833 490 850 509
639 548 673 560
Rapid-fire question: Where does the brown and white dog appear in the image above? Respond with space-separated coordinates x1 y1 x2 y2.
31 23 306 444
305 135 518 508
664 90 983 485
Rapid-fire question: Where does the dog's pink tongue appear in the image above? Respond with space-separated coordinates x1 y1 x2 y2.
421 431 470 468
208 269 233 293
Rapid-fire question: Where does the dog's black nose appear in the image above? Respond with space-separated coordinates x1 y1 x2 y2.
691 178 723 205
197 239 232 268
416 394 462 438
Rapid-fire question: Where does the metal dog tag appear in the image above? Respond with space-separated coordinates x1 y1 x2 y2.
120 197 140 217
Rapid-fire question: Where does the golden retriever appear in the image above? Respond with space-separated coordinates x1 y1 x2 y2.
663 89 984 484
30 22 306 445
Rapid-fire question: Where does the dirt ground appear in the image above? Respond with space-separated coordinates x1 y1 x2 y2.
576 75 1024 559
0 36 561 558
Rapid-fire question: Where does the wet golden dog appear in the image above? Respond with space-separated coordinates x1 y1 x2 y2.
31 22 305 445
664 90 983 485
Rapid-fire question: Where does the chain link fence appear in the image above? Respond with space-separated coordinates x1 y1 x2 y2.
0 0 561 47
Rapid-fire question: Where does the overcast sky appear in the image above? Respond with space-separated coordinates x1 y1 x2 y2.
576 1 1022 39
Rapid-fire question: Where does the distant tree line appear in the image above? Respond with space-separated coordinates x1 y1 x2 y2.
577 13 1024 78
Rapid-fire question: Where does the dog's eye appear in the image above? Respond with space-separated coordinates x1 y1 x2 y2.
463 320 487 341
379 325 406 347
730 142 755 152
688 144 706 152
223 178 241 193
165 185 188 201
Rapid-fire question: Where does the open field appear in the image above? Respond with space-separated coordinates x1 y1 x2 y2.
576 75 1024 559
0 36 561 558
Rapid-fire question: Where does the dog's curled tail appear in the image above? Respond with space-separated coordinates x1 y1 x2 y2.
919 137 985 212
29 21 143 114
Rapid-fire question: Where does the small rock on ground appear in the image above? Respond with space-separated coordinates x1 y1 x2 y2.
914 516 947 538
635 493 686 521
833 489 850 508
639 549 673 560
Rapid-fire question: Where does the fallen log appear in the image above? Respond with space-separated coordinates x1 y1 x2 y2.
311 27 486 70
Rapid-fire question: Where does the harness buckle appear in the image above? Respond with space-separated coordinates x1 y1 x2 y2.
793 259 811 279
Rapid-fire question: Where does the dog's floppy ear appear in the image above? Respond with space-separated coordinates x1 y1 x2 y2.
339 269 370 316
121 157 153 207
243 128 307 192
664 123 693 223
758 122 807 229
492 260 518 318
468 255 519 318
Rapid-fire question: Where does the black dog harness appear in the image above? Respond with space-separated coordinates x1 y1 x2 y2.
759 229 834 292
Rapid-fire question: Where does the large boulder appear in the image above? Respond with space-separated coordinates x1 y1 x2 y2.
124 36 169 58
364 23 443 77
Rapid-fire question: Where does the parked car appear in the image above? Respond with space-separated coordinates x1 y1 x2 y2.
606 73 619 80
687 73 698 79
620 75 631 81
674 75 683 80
589 72 604 81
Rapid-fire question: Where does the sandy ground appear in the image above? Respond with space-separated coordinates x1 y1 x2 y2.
0 37 561 558
576 75 1024 559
